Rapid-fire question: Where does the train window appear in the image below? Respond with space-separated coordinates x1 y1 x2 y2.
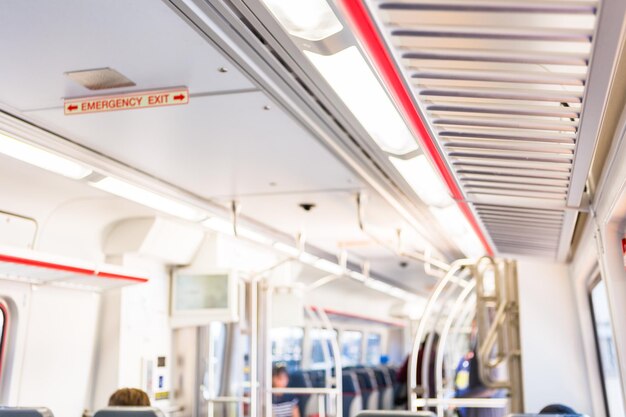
271 327 304 371
365 333 382 365
311 328 337 368
590 278 625 417
340 330 363 366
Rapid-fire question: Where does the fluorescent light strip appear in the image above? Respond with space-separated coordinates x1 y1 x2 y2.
273 242 302 257
202 217 235 235
202 217 275 245
0 131 92 179
304 47 417 155
199 218 419 301
389 154 453 208
92 177 207 222
314 258 345 275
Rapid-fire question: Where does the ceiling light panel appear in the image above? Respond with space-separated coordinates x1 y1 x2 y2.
0 130 92 179
360 0 601 259
92 177 207 222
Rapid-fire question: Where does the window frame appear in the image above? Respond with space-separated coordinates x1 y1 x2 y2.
588 272 624 417
0 300 8 385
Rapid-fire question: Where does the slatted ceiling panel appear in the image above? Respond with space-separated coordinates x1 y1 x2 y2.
368 0 599 258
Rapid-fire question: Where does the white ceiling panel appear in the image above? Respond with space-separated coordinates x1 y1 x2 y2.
26 91 361 198
236 190 428 259
0 0 254 111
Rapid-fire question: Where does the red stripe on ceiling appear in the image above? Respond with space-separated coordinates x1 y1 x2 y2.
337 0 494 256
0 253 148 283
310 305 406 327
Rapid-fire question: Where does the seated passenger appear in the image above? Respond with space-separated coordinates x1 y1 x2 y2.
454 322 506 417
539 404 578 415
108 388 151 407
272 364 300 417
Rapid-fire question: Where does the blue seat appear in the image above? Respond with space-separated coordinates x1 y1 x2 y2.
307 369 326 388
356 411 436 417
0 408 54 417
373 368 393 409
289 371 315 417
343 372 363 417
93 408 165 417
355 369 379 410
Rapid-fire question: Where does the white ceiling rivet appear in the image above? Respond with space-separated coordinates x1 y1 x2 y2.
218 67 228 73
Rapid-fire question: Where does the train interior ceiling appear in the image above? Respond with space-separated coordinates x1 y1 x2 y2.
1 1 626 417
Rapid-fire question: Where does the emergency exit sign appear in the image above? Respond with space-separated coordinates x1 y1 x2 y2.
64 87 189 115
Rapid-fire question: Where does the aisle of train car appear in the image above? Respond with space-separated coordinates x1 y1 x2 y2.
1 1 626 417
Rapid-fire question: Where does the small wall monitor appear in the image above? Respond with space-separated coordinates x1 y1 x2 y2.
170 270 238 326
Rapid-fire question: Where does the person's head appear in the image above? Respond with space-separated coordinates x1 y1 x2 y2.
539 404 577 415
272 364 289 388
108 388 150 407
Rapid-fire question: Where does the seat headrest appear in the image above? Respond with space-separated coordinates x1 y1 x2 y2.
508 414 584 417
93 407 165 417
0 408 54 417
357 411 436 417
288 371 311 388
342 372 360 393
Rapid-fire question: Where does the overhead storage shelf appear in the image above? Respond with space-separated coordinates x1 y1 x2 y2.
0 246 149 291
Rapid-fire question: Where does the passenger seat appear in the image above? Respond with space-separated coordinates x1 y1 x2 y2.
343 372 364 417
93 407 165 417
289 370 317 417
0 408 54 417
355 369 380 410
373 368 394 409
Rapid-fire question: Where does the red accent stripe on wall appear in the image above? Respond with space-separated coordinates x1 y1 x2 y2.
337 0 494 256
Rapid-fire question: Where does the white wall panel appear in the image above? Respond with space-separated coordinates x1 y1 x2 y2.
17 286 100 417
517 259 592 414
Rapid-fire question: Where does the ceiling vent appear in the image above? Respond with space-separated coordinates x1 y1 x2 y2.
360 0 602 259
64 67 136 90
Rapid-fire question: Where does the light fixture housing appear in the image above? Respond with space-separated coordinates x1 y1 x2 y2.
261 0 343 41
92 177 207 222
304 47 418 155
0 131 92 179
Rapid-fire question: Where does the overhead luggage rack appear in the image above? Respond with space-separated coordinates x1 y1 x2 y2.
0 246 149 291
338 0 611 259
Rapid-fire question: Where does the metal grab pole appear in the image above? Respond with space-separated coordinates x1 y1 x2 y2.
264 283 273 417
421 279 463 404
317 308 343 417
250 278 258 417
409 259 474 411
435 281 477 417
248 257 294 417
